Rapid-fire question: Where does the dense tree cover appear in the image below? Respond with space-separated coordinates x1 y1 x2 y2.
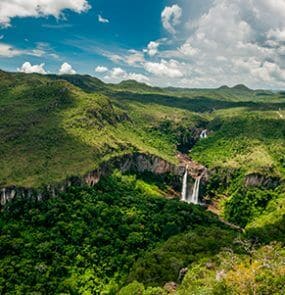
119 200 285 294
224 188 279 227
152 117 208 153
245 194 285 244
1 71 285 294
177 242 285 295
127 226 237 286
0 173 221 294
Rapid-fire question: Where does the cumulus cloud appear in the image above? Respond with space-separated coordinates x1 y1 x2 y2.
144 41 159 57
125 50 145 66
95 66 108 73
161 4 182 34
144 59 184 78
151 0 285 88
17 62 47 74
104 67 150 84
98 14 109 23
0 0 90 27
95 0 285 88
59 62 76 75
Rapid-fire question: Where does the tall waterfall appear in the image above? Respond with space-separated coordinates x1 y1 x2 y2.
189 177 201 204
181 168 188 202
181 168 202 204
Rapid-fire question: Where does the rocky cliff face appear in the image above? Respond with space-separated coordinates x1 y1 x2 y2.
177 152 208 179
244 173 280 189
0 153 186 207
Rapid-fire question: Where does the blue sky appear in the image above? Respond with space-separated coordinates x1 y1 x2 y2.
0 0 285 89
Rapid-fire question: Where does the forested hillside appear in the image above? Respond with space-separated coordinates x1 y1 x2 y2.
0 71 284 294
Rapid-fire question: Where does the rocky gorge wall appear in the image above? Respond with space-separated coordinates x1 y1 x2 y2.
1 153 190 207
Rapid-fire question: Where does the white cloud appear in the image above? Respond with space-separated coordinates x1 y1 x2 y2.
144 41 160 57
102 51 123 63
127 73 150 84
144 59 184 78
126 50 145 66
101 49 145 67
0 41 58 58
110 67 126 78
0 42 21 57
149 0 285 88
17 62 47 74
104 67 150 84
98 14 109 23
0 0 90 27
179 42 199 57
59 62 76 75
95 66 108 73
161 4 182 34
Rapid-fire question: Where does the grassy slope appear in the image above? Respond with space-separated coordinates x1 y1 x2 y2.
1 70 285 189
0 72 200 187
1 71 285 294
191 108 285 178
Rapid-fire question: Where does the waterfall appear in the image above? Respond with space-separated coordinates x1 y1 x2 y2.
189 177 201 204
1 188 6 206
181 161 204 204
181 169 188 202
181 167 202 205
200 129 207 139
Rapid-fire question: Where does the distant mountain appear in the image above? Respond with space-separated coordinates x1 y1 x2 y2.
114 79 161 92
231 84 251 91
218 85 231 90
48 74 106 92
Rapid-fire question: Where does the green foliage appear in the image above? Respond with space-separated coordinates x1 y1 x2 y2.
118 281 166 295
1 70 285 295
1 70 285 188
191 112 285 177
127 226 236 286
177 243 285 295
245 194 285 244
223 188 278 227
0 173 220 294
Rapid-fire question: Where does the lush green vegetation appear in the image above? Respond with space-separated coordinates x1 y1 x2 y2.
127 226 237 286
0 173 223 294
1 70 284 189
123 243 285 295
119 193 285 295
0 71 284 294
177 242 285 295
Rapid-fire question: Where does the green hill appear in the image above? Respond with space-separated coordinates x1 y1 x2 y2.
0 71 198 187
0 70 284 294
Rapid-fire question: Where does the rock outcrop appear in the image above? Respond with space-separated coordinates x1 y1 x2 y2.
177 152 208 179
0 153 186 207
244 173 280 189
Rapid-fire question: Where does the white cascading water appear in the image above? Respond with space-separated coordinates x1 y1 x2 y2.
190 177 201 204
200 129 207 139
181 168 188 202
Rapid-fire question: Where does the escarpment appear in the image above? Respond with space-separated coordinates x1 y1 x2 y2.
0 153 186 207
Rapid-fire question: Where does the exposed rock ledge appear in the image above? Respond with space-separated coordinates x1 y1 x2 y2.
1 153 188 207
244 173 280 189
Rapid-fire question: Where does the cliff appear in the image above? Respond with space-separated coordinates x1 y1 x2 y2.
1 153 186 207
